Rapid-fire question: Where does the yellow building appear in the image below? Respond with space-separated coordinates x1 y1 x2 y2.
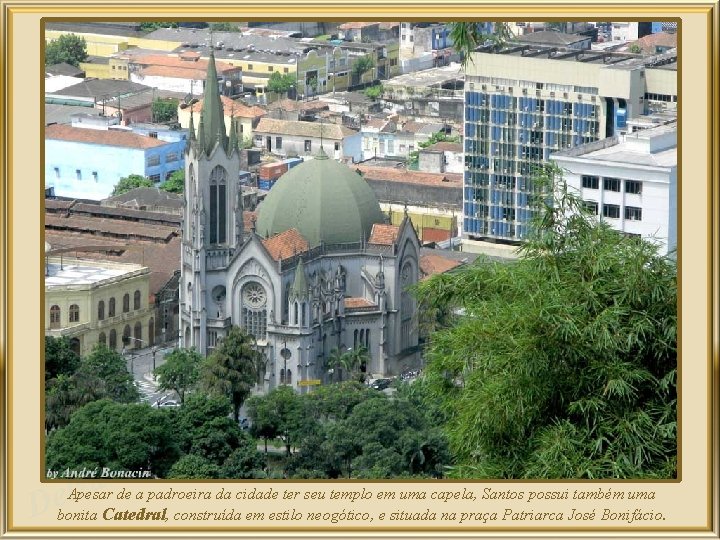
45 255 154 357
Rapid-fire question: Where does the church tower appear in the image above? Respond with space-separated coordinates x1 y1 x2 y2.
180 51 244 353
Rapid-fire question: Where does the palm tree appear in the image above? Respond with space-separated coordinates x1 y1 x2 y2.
200 327 262 422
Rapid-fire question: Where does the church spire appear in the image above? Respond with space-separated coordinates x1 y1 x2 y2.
227 105 239 157
199 49 228 156
289 258 308 301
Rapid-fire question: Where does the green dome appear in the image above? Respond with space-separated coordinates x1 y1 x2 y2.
256 151 385 248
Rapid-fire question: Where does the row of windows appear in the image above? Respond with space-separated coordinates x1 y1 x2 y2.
97 291 142 321
581 176 643 194
584 201 643 221
49 304 80 328
53 168 99 182
98 319 153 350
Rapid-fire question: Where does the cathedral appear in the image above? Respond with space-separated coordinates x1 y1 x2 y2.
180 52 420 393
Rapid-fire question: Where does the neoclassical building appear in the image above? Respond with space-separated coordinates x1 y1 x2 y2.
180 53 420 392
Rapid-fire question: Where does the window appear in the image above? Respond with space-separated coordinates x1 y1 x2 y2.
247 64 253 70
98 300 105 320
242 282 267 340
54 167 60 178
134 290 141 310
109 329 117 350
147 155 161 166
68 304 80 322
76 169 81 180
50 305 61 329
134 321 142 344
209 165 227 244
109 297 116 317
149 131 158 138
123 293 130 313
149 174 161 182
334 142 340 151
276 136 283 150
583 200 599 215
92 171 98 182
603 177 621 192
99 332 106 346
625 206 642 221
603 204 620 219
304 140 312 153
625 180 642 194
581 175 599 189
283 67 289 73
166 152 179 163
268 66 274 72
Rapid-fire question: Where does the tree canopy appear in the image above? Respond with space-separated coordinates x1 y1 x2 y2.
352 55 375 78
46 400 180 477
45 34 87 67
415 164 677 479
266 72 296 95
151 98 179 123
154 347 201 403
159 169 184 194
112 174 154 196
200 326 263 422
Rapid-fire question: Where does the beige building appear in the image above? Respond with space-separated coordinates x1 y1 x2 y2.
45 255 153 356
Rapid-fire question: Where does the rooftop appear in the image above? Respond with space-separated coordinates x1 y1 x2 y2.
383 63 464 90
356 165 462 187
261 228 309 260
47 79 151 99
516 30 590 46
552 122 677 168
46 62 85 77
419 253 462 280
368 223 399 245
255 117 357 139
423 141 463 153
45 124 169 150
46 259 143 287
188 96 267 118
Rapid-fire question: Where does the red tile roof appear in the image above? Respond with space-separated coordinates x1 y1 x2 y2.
189 96 266 118
356 165 462 187
137 64 241 80
344 297 377 309
419 253 461 280
630 32 677 54
45 124 168 150
262 228 309 261
130 54 238 73
368 223 399 245
421 227 452 243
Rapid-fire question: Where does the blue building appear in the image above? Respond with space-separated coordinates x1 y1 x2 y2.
45 124 186 200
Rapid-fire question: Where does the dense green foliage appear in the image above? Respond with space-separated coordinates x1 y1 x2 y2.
112 174 154 196
208 22 241 32
159 169 185 193
416 164 677 479
45 343 138 431
154 347 201 403
151 98 179 123
138 22 179 32
200 327 264 421
45 34 87 67
46 400 180 477
266 72 296 95
364 84 384 100
352 55 375 78
448 23 513 66
248 381 449 479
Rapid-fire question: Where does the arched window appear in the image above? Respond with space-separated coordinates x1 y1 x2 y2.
209 165 227 244
109 329 117 350
280 368 286 385
286 370 292 384
98 300 105 321
69 304 80 323
123 293 130 313
354 329 358 349
134 290 141 310
108 297 116 317
301 304 306 327
122 325 131 348
241 281 267 340
98 332 106 346
49 305 61 329
365 328 370 349
293 303 299 325
134 322 142 345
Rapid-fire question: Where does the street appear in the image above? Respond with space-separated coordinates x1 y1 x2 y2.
123 345 177 405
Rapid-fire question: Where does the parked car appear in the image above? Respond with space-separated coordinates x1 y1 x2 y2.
370 378 392 390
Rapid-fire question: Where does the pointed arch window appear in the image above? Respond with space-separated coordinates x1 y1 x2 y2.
98 300 105 321
134 290 141 310
209 165 227 244
241 281 267 340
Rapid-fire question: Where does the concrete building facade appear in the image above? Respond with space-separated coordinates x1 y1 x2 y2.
551 122 677 254
462 45 677 242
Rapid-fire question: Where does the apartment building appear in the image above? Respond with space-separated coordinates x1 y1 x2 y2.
551 121 677 255
462 44 677 242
